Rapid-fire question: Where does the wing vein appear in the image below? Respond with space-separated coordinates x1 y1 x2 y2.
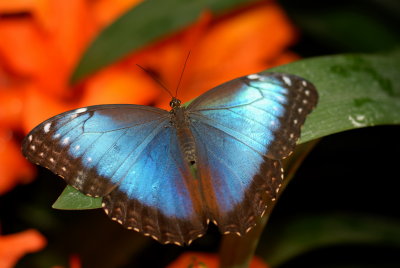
191 114 266 156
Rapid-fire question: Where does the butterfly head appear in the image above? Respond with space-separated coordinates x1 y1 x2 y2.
169 97 182 109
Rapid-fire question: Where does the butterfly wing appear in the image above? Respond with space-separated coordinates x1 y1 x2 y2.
187 73 318 234
22 105 206 245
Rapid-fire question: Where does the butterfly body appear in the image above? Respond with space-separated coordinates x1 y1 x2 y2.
22 72 318 245
169 101 198 167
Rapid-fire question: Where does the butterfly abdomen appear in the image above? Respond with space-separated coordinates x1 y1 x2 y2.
171 107 197 166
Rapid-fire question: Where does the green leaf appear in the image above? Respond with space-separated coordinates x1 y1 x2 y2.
52 185 102 210
270 49 400 143
257 213 400 267
54 50 400 212
70 0 253 84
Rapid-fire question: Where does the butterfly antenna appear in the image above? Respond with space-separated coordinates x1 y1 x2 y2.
136 64 174 98
175 51 191 97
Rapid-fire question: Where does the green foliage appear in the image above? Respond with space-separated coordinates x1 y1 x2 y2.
52 185 102 210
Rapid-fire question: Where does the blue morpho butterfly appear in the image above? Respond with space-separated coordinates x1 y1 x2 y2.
22 72 318 245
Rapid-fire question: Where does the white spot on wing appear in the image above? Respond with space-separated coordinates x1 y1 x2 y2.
75 107 87 114
28 135 33 142
75 145 80 151
302 80 307 86
62 137 70 144
44 122 51 133
247 74 260 80
282 76 292 86
30 145 36 151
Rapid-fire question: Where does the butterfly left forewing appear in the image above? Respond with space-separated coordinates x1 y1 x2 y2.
22 105 169 197
187 72 318 235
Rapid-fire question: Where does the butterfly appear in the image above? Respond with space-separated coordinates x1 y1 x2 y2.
22 72 318 245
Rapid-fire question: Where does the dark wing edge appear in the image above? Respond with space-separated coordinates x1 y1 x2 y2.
247 73 319 159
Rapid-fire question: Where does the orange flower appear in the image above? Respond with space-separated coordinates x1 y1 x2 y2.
0 229 46 268
167 252 269 268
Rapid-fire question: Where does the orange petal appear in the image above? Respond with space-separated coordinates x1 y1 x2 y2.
0 129 36 194
185 1 298 96
0 87 24 130
0 0 52 32
21 84 76 133
0 18 69 97
91 0 143 27
45 0 98 72
79 64 160 107
167 252 269 268
0 229 46 268
0 0 33 11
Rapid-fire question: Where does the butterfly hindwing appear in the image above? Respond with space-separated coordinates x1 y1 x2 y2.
190 119 284 234
102 124 206 245
187 72 318 234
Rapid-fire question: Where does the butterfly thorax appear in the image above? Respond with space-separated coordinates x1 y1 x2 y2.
169 99 197 166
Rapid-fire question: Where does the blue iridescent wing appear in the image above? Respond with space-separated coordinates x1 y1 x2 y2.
22 105 206 245
187 72 318 235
